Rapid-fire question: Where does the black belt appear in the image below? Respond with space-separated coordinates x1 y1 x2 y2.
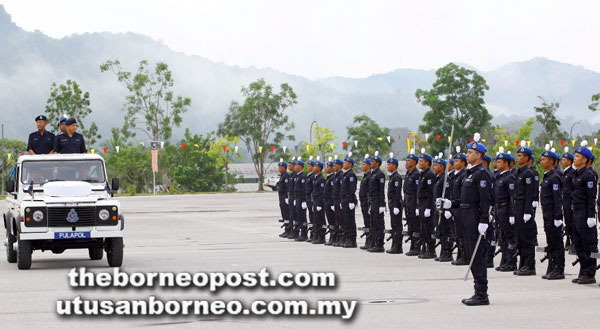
460 203 479 209
572 204 587 210
496 202 508 208
514 200 525 205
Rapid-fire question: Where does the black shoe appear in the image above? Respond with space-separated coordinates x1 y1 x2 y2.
515 267 536 276
343 239 357 248
486 259 494 269
577 276 596 284
497 264 516 272
461 292 490 306
420 250 437 259
386 244 403 254
405 248 420 256
546 271 565 280
571 278 579 284
368 246 385 253
295 235 307 242
311 236 325 244
287 232 298 240
452 257 469 266
279 231 288 238
438 253 454 262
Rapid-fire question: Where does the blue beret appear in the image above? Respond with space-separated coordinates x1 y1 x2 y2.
433 158 447 166
406 154 419 162
371 155 382 163
344 157 355 165
541 151 560 161
574 146 593 159
467 141 487 154
420 153 433 162
58 117 67 127
315 161 324 168
296 160 305 167
386 157 399 165
531 155 535 161
562 152 574 161
449 159 455 165
35 115 47 121
326 160 334 167
496 153 512 162
307 160 316 166
334 159 344 166
482 154 492 163
517 146 533 157
66 118 77 126
453 153 466 161
591 153 596 161
362 158 371 165
278 161 288 167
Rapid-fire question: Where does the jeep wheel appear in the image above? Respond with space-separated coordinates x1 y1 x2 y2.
89 247 103 260
17 237 32 270
5 230 16 263
106 237 123 267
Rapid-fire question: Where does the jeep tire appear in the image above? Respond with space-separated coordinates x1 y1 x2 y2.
89 247 103 260
6 229 16 263
17 236 32 270
106 237 123 267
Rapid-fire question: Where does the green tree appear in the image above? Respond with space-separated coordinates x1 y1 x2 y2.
416 63 492 153
103 146 152 193
208 135 242 191
100 60 191 142
0 139 26 192
300 123 338 161
589 92 600 112
45 79 101 145
534 96 567 145
218 78 297 191
346 114 393 158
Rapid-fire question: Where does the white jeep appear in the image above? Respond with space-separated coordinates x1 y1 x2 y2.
3 154 123 270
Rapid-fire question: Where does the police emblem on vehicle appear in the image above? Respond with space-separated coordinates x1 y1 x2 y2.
66 208 79 223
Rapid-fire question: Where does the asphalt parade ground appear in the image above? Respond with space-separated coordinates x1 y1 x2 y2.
1 193 599 329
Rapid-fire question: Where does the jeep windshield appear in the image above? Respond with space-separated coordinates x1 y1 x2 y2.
21 160 106 185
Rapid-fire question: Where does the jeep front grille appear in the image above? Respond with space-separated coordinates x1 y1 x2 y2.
47 207 96 227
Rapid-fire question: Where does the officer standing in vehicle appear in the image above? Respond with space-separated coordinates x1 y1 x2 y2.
561 148 576 254
52 118 87 154
57 117 67 135
340 154 358 248
324 158 336 245
276 159 290 238
359 155 372 250
570 141 598 285
404 151 421 256
513 141 537 276
493 152 517 272
539 146 565 280
417 150 436 259
311 160 327 244
293 158 308 241
386 153 403 254
368 152 386 253
27 115 55 155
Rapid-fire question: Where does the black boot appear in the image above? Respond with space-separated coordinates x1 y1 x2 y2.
325 229 336 246
439 250 454 262
420 243 437 259
574 275 596 284
514 266 536 276
542 257 554 279
405 240 419 256
312 231 325 244
546 268 565 280
486 257 494 269
461 291 490 306
343 237 357 248
368 232 385 252
386 239 403 254
360 235 371 250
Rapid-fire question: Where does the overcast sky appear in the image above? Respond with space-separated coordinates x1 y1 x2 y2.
2 0 599 79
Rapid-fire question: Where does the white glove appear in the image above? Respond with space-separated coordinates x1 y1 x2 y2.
587 218 596 228
331 206 335 212
444 211 452 219
532 201 538 208
293 200 296 206
316 206 322 212
554 219 562 227
509 216 515 225
393 208 400 215
524 214 531 222
436 198 452 209
478 223 488 235
424 209 431 218
349 203 355 210
416 209 420 216
379 207 385 214
301 202 307 210
285 198 289 205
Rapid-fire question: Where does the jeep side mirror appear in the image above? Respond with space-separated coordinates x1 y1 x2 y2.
6 180 15 193
111 178 120 191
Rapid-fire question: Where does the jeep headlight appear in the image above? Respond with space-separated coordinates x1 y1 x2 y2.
99 209 110 221
32 210 44 222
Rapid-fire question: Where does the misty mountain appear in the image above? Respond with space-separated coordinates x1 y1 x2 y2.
1 4 599 155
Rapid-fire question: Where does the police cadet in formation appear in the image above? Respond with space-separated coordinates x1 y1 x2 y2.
324 159 336 245
482 154 497 268
331 157 344 246
359 155 373 250
417 149 436 259
539 145 565 280
432 156 453 262
439 133 492 306
493 150 517 272
340 154 358 248
305 157 316 242
570 141 598 285
513 141 537 276
27 115 56 155
311 159 327 244
386 153 403 254
276 159 290 238
561 148 576 254
450 148 469 265
404 151 421 256
293 158 309 241
368 152 386 253
285 159 297 239
52 118 87 154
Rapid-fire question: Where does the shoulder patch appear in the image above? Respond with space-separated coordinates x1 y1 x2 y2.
415 179 419 185
301 179 305 183
284 179 288 183
553 184 559 191
427 179 432 185
526 177 532 184
509 183 514 190
349 177 354 182
588 181 594 189
395 181 399 187
321 183 325 187
480 180 487 188
535 176 539 181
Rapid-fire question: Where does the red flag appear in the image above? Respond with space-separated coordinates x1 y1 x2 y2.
103 147 107 154
560 139 565 147
181 143 186 151
436 135 440 141
515 141 519 147
342 141 347 150
222 145 227 152
470 138 474 142
270 145 275 153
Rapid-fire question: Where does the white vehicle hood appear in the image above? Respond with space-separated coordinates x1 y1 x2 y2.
43 181 93 197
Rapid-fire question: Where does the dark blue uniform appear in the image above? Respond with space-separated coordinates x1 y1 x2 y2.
571 166 598 281
340 169 358 244
451 169 468 264
387 171 403 251
513 166 537 272
562 166 575 250
403 168 420 254
494 170 517 270
287 171 297 237
306 172 315 240
417 168 436 256
311 173 326 243
332 171 343 245
359 171 372 248
324 173 336 244
368 168 386 249
540 168 565 276
53 132 87 154
277 171 290 225
434 172 453 260
27 130 55 154
293 171 308 239
460 163 491 294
